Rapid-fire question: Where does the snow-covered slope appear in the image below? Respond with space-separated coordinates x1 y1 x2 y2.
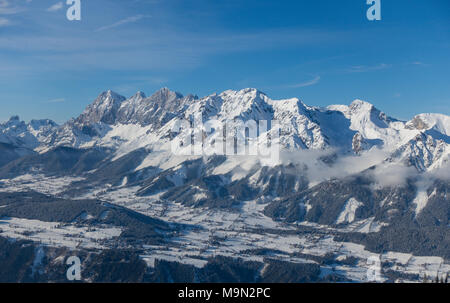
389 132 450 171
406 113 450 136
0 116 58 149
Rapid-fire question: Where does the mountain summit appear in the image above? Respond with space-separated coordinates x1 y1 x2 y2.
76 90 127 125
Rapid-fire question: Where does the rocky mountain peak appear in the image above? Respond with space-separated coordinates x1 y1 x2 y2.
133 91 147 99
76 90 126 125
152 87 184 101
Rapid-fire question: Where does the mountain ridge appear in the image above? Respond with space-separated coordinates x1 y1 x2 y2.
2 87 449 174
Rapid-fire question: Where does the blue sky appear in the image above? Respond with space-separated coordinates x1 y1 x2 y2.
0 0 449 123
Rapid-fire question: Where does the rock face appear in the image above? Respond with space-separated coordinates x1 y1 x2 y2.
76 90 127 125
407 116 429 130
115 88 197 128
352 133 366 155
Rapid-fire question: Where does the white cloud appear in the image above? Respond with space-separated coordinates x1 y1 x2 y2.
0 16 10 26
279 147 390 186
0 0 23 16
347 63 391 73
47 2 64 12
370 163 417 189
0 0 32 26
95 15 148 32
287 76 321 88
411 61 430 67
424 161 450 181
278 147 449 190
0 11 359 74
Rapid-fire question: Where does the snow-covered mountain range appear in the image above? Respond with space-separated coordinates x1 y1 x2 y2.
0 87 449 283
2 87 449 172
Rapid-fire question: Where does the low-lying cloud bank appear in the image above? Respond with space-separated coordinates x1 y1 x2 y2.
279 147 450 189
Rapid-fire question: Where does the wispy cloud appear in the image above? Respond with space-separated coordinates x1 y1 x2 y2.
0 26 348 73
47 2 64 12
347 63 391 73
410 61 430 67
0 0 27 26
0 16 10 26
95 15 149 32
287 75 321 88
0 0 24 15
